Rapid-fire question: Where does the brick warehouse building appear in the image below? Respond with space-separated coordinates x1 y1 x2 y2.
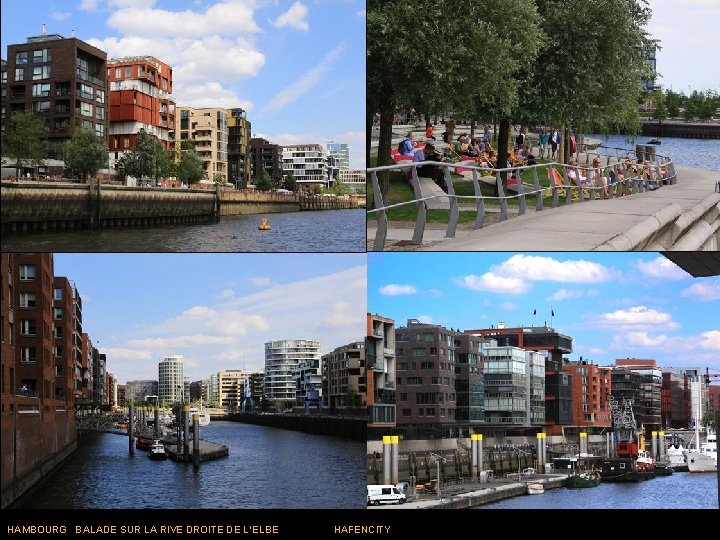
1 254 78 509
3 31 108 165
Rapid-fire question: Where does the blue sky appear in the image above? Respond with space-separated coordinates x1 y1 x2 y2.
647 0 720 92
1 0 366 168
54 253 367 385
368 252 720 374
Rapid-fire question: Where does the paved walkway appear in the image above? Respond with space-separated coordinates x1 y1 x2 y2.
369 164 719 251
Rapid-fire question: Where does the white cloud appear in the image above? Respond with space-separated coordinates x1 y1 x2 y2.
259 42 345 115
495 254 613 283
379 284 417 296
102 347 151 360
249 277 273 287
221 289 235 298
699 330 720 351
174 81 254 110
681 280 720 301
625 331 669 347
272 2 309 31
457 273 530 294
635 256 689 280
106 2 260 38
600 306 675 327
52 11 71 21
128 335 238 348
323 301 358 329
458 255 613 296
547 288 585 301
79 0 100 10
417 315 433 324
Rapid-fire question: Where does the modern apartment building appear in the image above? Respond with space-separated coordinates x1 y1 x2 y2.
480 338 546 430
293 358 323 408
339 169 366 192
176 106 228 181
52 276 82 410
281 144 332 191
226 107 251 189
125 379 159 402
264 340 321 411
249 137 283 185
106 55 175 171
158 355 184 404
3 30 108 162
366 314 396 431
326 141 349 170
559 360 612 436
465 323 574 430
215 369 248 411
614 358 662 433
322 341 366 410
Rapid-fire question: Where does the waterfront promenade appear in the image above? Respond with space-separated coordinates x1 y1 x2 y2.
369 125 719 250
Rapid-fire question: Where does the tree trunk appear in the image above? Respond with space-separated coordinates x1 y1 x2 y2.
376 96 395 200
470 120 475 140
496 117 511 197
366 109 373 174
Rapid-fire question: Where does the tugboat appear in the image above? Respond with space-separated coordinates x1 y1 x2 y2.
147 440 168 461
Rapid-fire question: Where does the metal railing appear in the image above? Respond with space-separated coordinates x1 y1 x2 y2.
367 148 677 251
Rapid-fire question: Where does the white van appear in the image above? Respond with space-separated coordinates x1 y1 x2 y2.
367 484 406 506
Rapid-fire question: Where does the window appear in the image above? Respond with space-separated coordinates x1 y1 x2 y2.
123 137 130 149
95 107 105 120
430 347 437 355
81 102 93 117
406 377 422 385
78 83 93 99
420 362 435 370
96 89 105 103
399 393 408 402
401 409 412 417
416 333 434 342
21 347 37 363
15 68 25 81
20 292 37 308
32 65 51 80
54 307 64 319
20 320 37 336
32 83 51 97
55 326 64 339
412 348 427 357
16 51 29 65
95 123 104 137
32 101 50 114
54 288 63 300
425 408 435 416
115 67 122 78
125 66 131 77
33 49 51 63
55 345 64 358
19 265 36 280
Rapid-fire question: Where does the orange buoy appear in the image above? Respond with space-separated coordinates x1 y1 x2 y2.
258 218 271 230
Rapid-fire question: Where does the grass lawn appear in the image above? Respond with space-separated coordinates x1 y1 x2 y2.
367 156 563 223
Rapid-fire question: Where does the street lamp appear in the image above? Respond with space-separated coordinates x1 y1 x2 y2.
429 452 446 500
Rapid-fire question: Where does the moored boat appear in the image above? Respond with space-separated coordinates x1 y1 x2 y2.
526 482 544 495
147 440 168 461
600 457 653 482
564 471 601 489
135 436 153 450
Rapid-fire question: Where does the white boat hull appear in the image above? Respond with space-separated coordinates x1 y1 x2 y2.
683 450 717 473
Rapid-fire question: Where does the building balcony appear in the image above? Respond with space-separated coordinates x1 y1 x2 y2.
383 347 395 357
369 404 395 425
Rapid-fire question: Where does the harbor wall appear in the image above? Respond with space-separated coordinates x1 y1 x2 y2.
640 120 720 139
0 183 366 233
1 407 78 509
223 413 366 441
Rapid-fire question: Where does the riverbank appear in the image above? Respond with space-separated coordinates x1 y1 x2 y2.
221 412 366 441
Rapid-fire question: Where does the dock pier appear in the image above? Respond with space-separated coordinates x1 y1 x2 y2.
163 437 228 463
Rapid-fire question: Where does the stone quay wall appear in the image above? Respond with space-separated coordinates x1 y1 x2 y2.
1 183 366 233
222 412 366 441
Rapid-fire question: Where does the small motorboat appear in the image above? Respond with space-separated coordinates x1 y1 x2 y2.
147 440 168 461
258 218 271 230
527 482 544 495
646 138 661 145
136 436 153 450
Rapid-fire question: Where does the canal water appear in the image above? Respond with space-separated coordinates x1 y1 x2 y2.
1 208 366 253
478 471 718 509
589 133 720 172
20 421 366 509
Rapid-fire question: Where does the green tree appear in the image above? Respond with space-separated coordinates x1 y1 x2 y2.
652 90 668 123
176 148 204 184
212 172 225 185
664 89 682 118
114 129 171 185
283 171 296 192
1 110 48 178
254 168 277 191
523 0 651 161
64 128 108 182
